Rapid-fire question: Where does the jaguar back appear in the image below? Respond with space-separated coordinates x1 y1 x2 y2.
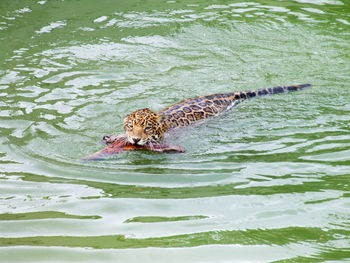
158 84 311 129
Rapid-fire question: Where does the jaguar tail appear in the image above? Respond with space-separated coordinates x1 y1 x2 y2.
235 84 312 99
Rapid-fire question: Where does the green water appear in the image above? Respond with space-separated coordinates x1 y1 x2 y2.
1 0 350 262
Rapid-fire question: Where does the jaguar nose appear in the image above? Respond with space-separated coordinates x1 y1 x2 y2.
132 137 141 144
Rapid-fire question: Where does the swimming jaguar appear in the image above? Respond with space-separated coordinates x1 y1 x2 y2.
103 84 311 146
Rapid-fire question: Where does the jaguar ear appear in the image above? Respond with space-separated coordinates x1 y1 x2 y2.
123 113 130 119
158 115 167 123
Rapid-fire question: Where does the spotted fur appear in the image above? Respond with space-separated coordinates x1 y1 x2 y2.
119 84 311 145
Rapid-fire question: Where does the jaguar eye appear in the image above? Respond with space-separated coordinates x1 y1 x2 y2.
125 123 133 130
144 126 153 133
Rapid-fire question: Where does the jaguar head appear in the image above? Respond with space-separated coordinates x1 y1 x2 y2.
123 108 166 146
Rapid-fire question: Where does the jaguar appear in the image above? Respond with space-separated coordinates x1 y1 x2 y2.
104 84 311 146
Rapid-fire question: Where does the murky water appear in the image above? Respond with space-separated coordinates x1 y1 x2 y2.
1 0 350 262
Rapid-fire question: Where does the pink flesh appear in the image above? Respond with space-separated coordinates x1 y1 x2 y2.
82 136 184 160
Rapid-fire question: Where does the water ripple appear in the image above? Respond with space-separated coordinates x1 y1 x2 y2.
1 0 350 262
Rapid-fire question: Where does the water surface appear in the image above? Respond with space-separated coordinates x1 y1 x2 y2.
0 0 350 262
